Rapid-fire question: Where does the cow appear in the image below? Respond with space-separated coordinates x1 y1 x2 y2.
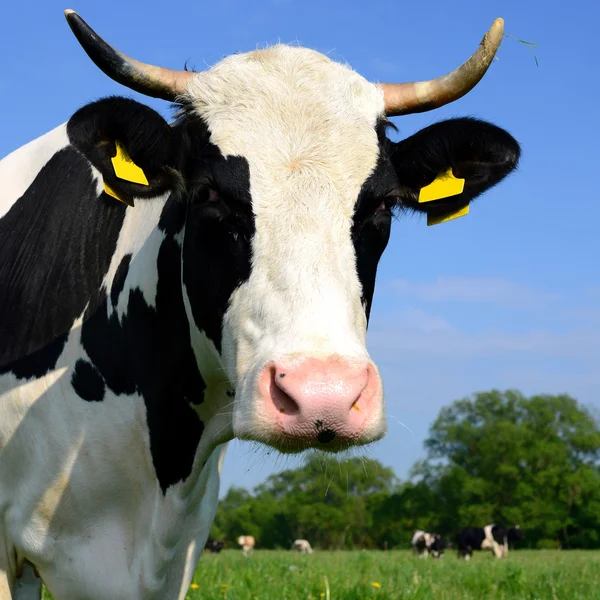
410 531 446 559
291 539 313 554
204 540 225 553
237 536 256 557
457 524 512 560
0 9 520 600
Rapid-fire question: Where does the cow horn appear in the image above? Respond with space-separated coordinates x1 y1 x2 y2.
379 18 505 116
64 10 194 101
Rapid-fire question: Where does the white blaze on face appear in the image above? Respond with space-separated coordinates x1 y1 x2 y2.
185 45 387 447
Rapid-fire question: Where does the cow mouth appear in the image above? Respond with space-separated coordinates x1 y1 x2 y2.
255 423 377 455
316 428 336 444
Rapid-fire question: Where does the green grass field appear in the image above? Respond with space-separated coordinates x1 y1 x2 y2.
42 550 600 599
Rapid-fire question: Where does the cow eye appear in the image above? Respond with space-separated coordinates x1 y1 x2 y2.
376 192 401 213
203 187 220 203
193 179 221 204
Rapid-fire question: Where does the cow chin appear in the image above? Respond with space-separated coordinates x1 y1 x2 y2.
232 355 387 453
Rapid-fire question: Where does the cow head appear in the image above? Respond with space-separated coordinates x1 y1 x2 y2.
507 525 524 543
205 540 225 553
65 12 519 455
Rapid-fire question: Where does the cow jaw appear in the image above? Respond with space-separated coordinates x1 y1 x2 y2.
180 45 388 452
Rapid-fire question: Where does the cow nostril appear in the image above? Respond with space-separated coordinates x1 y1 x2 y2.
270 367 300 415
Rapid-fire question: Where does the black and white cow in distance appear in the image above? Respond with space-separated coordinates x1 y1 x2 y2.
292 539 313 554
457 524 523 560
204 540 225 554
457 525 504 559
0 10 520 600
411 531 446 558
237 536 256 557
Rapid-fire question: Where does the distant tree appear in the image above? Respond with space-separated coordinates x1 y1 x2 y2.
210 486 265 545
416 390 600 548
212 456 399 549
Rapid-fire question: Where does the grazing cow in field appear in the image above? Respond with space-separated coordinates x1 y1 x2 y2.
292 539 313 554
204 540 225 553
411 531 446 558
0 9 519 600
237 536 256 556
457 524 509 559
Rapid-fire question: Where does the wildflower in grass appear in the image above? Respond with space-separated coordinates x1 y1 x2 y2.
190 583 199 590
371 582 381 589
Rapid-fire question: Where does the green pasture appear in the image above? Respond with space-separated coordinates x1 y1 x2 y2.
42 549 600 599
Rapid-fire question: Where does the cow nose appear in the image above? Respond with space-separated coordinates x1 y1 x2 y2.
258 357 381 446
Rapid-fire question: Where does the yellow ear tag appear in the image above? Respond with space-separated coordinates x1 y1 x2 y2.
103 182 135 207
111 141 149 186
427 203 469 226
418 169 465 203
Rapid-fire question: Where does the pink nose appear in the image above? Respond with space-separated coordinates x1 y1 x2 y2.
257 357 381 446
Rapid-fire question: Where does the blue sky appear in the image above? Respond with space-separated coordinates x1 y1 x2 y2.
1 0 597 494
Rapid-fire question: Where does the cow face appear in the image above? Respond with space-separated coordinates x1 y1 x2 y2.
205 540 225 553
176 46 519 453
68 47 519 457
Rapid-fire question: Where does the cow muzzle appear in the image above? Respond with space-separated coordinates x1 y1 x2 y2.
254 356 384 451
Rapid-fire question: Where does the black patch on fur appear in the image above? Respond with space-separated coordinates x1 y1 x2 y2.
71 359 105 402
79 243 206 492
352 124 396 321
111 254 132 308
78 201 207 489
176 114 255 352
0 332 68 379
0 147 126 374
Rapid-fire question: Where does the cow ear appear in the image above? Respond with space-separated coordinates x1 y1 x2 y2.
389 118 520 226
67 96 181 206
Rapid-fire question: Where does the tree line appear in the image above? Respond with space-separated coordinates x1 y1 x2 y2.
210 391 600 550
